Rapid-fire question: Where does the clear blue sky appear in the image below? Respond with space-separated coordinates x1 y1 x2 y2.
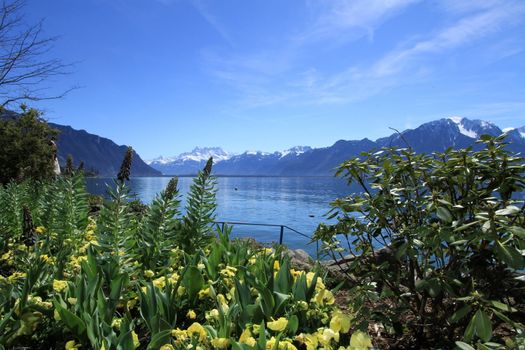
24 0 525 159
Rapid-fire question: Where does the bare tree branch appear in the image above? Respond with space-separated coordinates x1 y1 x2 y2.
0 0 74 107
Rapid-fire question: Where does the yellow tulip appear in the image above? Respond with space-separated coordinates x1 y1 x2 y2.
267 317 288 332
211 337 229 349
350 331 372 350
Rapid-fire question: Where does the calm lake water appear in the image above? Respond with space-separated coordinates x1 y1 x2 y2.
86 176 350 256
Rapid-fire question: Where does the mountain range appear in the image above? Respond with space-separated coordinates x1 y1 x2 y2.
148 117 525 176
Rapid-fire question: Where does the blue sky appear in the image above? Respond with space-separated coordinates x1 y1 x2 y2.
24 0 525 159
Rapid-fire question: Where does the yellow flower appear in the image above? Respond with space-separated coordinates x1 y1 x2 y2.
144 270 155 278
198 287 210 299
206 308 219 320
187 322 207 341
267 317 288 332
153 277 166 289
132 330 140 348
65 340 80 349
211 338 229 349
279 340 298 350
266 336 277 350
239 328 255 346
314 289 335 306
220 266 237 278
171 328 188 341
177 286 185 296
296 333 318 350
187 309 197 319
53 279 68 292
8 271 26 282
1 250 12 261
317 328 339 346
111 318 122 330
349 331 372 350
159 344 174 350
127 298 138 309
35 226 46 234
306 272 325 290
330 311 352 333
273 260 280 270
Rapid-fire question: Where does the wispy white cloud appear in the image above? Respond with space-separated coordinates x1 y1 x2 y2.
301 0 420 43
203 0 525 111
370 2 525 77
190 0 234 46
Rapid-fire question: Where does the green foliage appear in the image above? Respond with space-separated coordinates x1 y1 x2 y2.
0 153 373 349
315 135 525 348
180 157 218 252
0 108 59 184
138 177 181 270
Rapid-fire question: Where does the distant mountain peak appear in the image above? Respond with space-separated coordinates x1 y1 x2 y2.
280 146 312 158
148 146 234 165
446 116 500 139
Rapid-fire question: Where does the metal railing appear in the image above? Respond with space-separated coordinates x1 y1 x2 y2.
212 220 319 257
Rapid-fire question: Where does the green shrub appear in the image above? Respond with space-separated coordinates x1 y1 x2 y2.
315 135 525 348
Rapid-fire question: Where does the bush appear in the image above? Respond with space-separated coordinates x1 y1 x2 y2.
315 135 525 348
0 108 59 184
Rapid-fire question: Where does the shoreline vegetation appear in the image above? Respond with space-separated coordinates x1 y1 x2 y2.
0 134 524 349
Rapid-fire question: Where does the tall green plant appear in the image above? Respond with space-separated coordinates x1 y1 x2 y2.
138 177 181 270
180 157 217 252
315 135 525 348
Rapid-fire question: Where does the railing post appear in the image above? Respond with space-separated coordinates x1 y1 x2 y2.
279 226 284 245
221 222 225 233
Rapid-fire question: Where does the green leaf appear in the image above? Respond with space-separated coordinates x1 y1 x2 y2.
437 207 453 223
494 241 525 269
147 330 172 350
454 221 480 232
287 315 299 335
495 205 520 216
464 313 476 343
489 300 516 313
455 341 475 350
54 303 86 336
474 309 492 343
509 226 525 238
183 266 204 301
450 305 472 323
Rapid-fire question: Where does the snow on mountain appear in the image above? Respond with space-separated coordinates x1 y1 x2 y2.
448 116 501 139
448 116 478 138
148 147 234 165
503 126 525 139
279 146 312 158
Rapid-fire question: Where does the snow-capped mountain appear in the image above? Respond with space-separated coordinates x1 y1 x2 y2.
148 147 233 165
280 146 312 158
147 147 235 175
448 116 501 139
503 126 525 144
149 117 525 176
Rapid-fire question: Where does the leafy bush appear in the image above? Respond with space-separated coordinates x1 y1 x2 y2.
315 135 525 349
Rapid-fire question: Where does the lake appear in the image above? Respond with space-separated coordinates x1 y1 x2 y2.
86 176 351 257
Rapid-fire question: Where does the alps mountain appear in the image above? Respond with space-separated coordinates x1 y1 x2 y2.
149 117 525 176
